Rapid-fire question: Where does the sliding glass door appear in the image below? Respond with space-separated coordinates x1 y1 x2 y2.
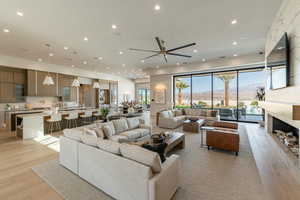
213 71 238 121
173 67 265 123
174 76 191 108
238 69 265 122
192 74 212 109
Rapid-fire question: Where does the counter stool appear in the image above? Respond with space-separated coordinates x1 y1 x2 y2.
47 113 62 135
80 110 93 125
65 112 78 128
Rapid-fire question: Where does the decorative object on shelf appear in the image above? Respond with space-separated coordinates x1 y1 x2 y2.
71 78 80 87
43 73 54 85
93 81 100 89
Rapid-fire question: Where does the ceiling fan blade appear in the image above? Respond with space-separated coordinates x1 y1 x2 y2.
143 53 160 60
163 54 168 63
167 43 196 52
129 48 160 53
155 37 163 51
166 52 192 58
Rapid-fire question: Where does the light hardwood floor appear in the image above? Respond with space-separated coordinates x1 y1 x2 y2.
1 123 300 200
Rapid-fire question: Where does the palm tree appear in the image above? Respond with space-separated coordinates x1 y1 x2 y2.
216 73 236 107
176 80 189 105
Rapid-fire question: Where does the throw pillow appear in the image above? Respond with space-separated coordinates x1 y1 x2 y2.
102 122 116 138
80 133 98 147
120 144 162 173
97 139 122 155
113 119 129 133
126 117 140 129
83 128 98 137
174 109 183 116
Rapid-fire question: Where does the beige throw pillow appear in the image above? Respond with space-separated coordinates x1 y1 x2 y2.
113 119 129 133
97 139 122 155
102 122 116 138
120 144 162 173
126 117 140 129
63 128 83 141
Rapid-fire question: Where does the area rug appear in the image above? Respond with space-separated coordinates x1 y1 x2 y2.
32 125 267 200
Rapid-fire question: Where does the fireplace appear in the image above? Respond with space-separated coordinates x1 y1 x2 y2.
272 117 299 157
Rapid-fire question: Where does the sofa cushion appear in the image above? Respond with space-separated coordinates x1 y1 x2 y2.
102 122 116 138
80 132 98 147
168 110 174 118
110 135 130 143
97 139 122 155
126 117 140 129
174 116 186 122
207 110 218 117
63 128 83 141
120 129 142 140
160 111 170 118
113 118 129 134
120 144 162 173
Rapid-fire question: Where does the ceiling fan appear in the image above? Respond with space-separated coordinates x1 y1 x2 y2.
129 37 196 63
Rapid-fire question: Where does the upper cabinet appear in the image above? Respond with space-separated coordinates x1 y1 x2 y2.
27 70 36 96
58 74 77 101
0 66 26 103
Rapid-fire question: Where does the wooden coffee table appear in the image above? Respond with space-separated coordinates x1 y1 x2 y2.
183 119 205 133
130 132 185 154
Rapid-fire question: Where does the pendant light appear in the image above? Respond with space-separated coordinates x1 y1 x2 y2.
43 73 54 85
93 81 100 89
71 77 80 87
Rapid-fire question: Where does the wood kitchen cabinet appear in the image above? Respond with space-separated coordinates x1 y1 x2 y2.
58 74 77 101
0 66 26 103
27 70 36 96
36 71 58 96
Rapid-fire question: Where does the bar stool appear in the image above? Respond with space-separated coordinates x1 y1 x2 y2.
79 110 93 125
46 113 62 134
65 112 78 128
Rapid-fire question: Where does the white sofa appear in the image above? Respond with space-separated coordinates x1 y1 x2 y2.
59 135 180 200
63 117 151 143
158 108 220 129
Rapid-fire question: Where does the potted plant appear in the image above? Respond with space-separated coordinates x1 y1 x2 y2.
100 108 110 122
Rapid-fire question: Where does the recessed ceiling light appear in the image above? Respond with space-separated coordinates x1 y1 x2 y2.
84 37 88 41
154 4 161 10
64 46 69 50
231 19 237 24
122 64 126 67
193 49 198 53
119 51 123 55
49 53 54 56
3 28 10 33
202 58 206 62
38 58 43 62
176 62 180 66
112 24 117 29
233 54 238 57
141 60 145 63
83 61 87 64
232 41 237 45
97 57 103 60
16 11 23 16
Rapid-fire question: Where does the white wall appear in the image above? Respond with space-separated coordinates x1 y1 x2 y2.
0 54 135 104
265 0 300 104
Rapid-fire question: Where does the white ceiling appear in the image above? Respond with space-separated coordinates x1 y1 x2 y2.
0 0 282 79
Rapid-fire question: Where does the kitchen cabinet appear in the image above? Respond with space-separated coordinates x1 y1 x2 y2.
0 66 26 102
36 71 57 96
27 70 36 96
58 74 77 101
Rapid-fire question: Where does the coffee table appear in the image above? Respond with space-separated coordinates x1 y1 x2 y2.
183 119 205 133
130 132 185 154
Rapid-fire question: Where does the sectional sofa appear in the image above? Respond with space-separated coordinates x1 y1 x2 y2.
60 117 181 200
158 108 220 129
